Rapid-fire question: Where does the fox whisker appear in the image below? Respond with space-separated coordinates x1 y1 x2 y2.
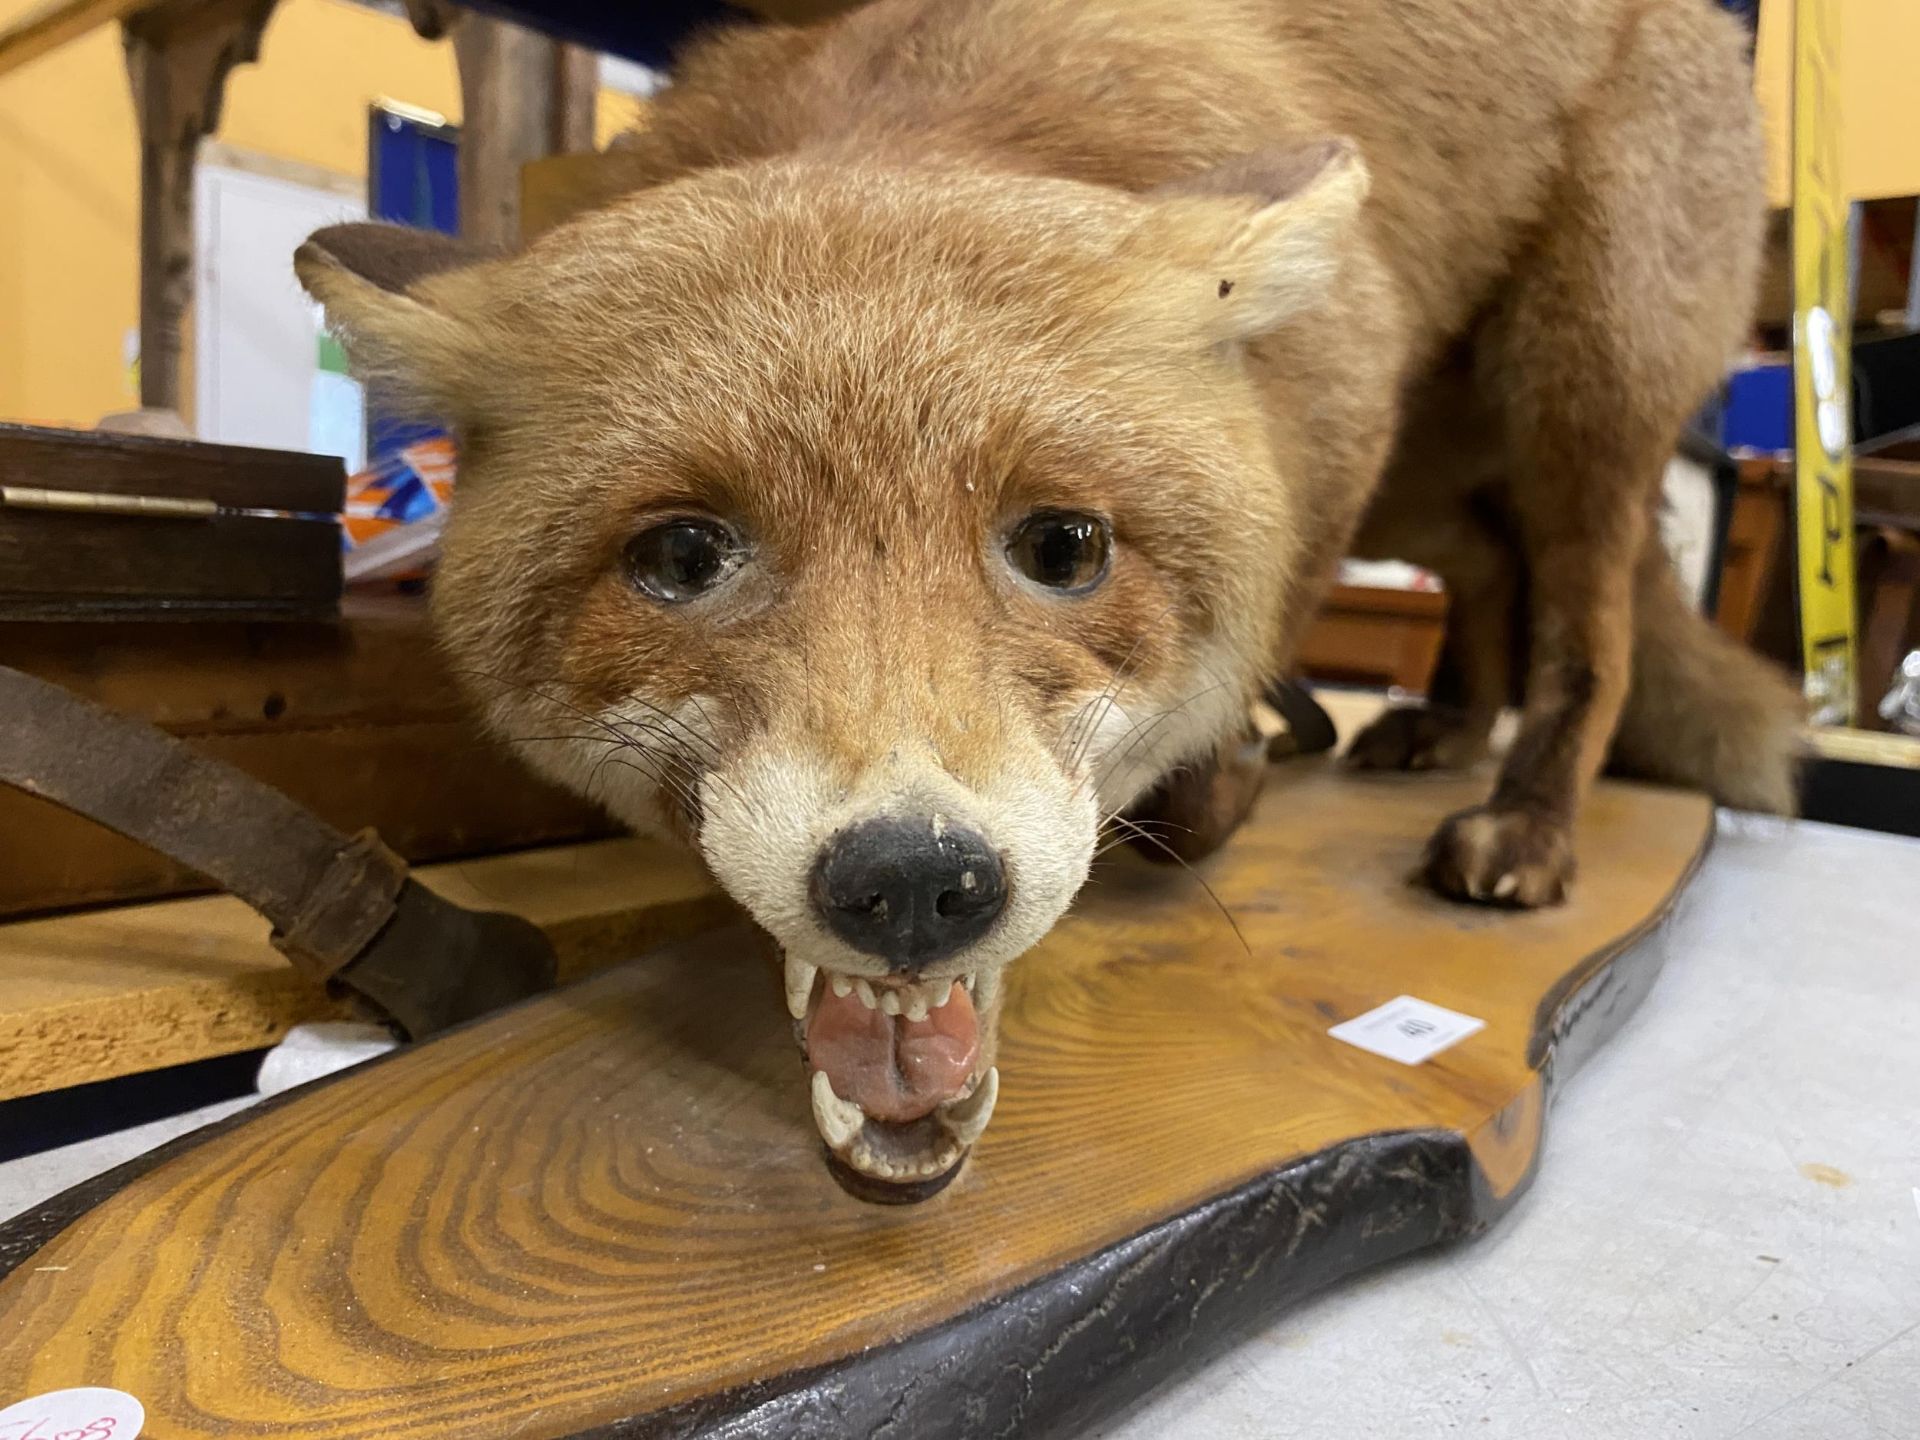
1100 813 1251 959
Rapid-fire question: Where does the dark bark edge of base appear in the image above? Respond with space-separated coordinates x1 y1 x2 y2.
589 1128 1480 1440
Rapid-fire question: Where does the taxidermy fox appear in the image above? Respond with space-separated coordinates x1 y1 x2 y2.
298 0 1798 1195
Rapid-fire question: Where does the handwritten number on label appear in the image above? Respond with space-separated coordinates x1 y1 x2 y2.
1 1419 119 1440
0 1391 143 1440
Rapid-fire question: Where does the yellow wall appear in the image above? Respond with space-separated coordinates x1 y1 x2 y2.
0 0 644 429
0 2 140 427
3 0 1913 428
1755 0 1920 207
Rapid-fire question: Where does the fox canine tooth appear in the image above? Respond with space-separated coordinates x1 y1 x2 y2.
810 1071 865 1151
784 956 818 1020
938 1066 999 1149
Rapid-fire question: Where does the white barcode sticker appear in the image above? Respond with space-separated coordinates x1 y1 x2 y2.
1329 995 1485 1065
0 1387 144 1439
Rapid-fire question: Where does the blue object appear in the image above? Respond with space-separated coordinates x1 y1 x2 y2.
366 106 461 460
460 0 751 68
369 106 458 238
1720 360 1794 456
1715 0 1760 33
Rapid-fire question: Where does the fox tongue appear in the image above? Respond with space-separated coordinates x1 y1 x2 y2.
806 982 979 1124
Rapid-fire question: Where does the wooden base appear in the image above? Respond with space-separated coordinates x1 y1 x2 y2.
0 765 1713 1438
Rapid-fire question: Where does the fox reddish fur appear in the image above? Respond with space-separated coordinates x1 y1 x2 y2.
299 0 1799 1174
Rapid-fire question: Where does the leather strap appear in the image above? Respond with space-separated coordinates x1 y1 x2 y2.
0 663 555 1037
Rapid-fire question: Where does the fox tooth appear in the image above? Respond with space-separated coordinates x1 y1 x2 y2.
974 967 1002 1012
905 996 930 1023
855 978 878 1010
784 956 818 1021
961 973 976 994
810 1071 865 1151
879 989 903 1017
933 979 955 1010
938 1066 999 1149
831 974 853 999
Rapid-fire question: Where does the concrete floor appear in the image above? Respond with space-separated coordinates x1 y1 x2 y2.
5 813 1917 1437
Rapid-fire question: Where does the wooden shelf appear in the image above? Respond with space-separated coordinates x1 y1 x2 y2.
0 837 728 1101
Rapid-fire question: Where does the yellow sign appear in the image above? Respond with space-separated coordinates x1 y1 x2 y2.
1791 0 1857 726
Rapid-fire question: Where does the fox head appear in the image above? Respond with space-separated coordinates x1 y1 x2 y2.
298 141 1367 1192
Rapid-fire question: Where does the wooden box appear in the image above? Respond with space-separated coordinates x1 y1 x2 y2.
0 423 344 622
0 597 614 918
1296 583 1448 694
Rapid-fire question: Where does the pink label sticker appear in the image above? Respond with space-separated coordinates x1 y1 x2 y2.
0 1389 144 1440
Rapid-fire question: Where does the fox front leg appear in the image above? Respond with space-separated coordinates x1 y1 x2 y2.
1122 730 1270 866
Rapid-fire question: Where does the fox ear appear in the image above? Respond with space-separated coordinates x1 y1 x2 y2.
294 224 500 422
1145 138 1370 343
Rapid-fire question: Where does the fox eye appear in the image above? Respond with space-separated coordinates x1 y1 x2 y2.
623 518 746 603
1006 511 1112 594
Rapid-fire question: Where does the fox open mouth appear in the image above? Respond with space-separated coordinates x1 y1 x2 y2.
784 954 1001 1193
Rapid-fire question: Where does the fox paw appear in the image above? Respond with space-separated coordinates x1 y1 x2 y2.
1125 735 1268 865
1346 705 1487 773
1422 805 1573 908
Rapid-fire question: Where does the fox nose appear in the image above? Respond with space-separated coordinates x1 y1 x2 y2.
811 816 1007 971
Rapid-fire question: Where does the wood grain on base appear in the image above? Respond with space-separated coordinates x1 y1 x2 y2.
0 767 1712 1437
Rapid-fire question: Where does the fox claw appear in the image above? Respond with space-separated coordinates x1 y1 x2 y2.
1422 804 1572 908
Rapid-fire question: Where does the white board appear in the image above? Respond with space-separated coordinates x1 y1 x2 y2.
194 160 367 469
